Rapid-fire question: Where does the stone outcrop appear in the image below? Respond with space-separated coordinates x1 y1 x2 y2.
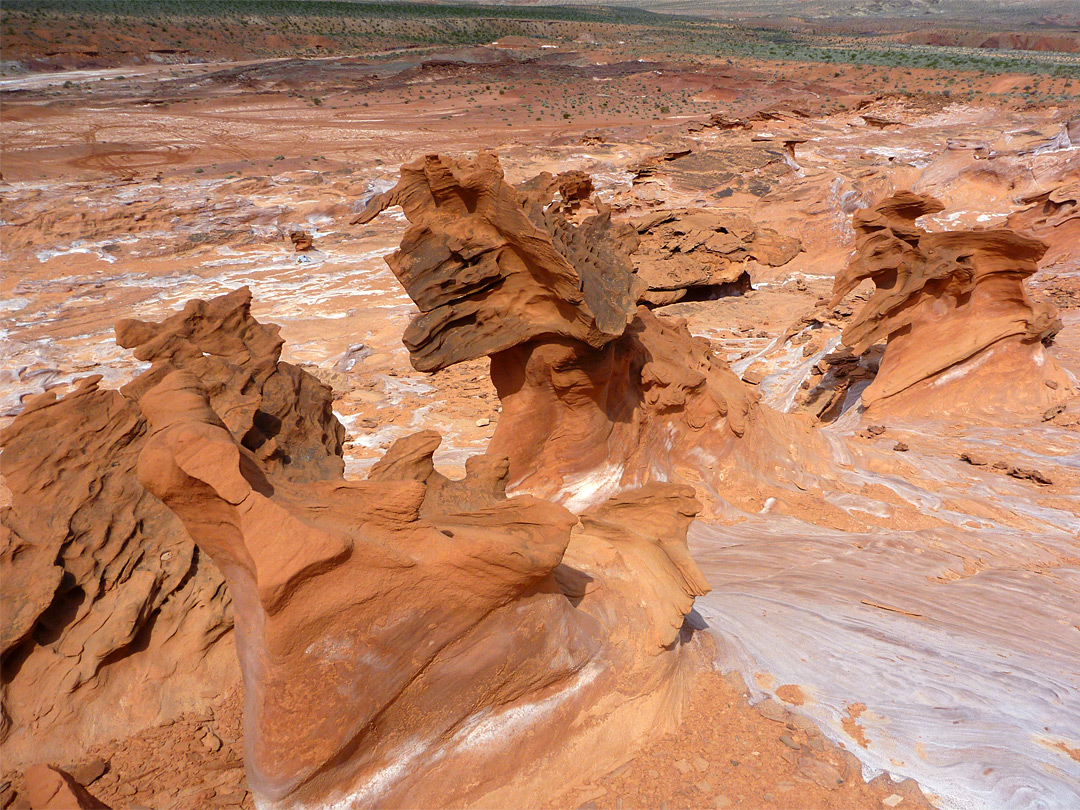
135 366 711 808
0 287 343 767
6 279 713 809
703 112 752 130
1008 182 1080 270
366 429 511 517
628 144 792 201
484 308 814 512
288 229 314 251
359 153 826 515
115 287 344 483
0 374 234 767
519 168 595 205
632 209 801 306
23 764 109 810
830 192 1072 415
353 152 641 372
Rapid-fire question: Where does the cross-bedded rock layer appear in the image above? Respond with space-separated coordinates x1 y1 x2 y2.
354 152 641 372
1008 181 1080 272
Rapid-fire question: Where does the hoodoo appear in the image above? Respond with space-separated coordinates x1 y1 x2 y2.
358 153 826 514
830 192 1072 417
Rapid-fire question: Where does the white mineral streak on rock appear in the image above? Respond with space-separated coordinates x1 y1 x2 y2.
559 462 627 514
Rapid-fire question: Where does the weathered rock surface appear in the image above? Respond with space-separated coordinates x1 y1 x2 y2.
366 428 510 517
632 208 801 306
354 152 641 372
0 376 235 768
115 286 345 482
288 230 314 251
1008 182 1080 271
8 281 711 807
135 365 711 809
486 307 824 514
629 144 792 200
519 168 595 205
830 191 1073 416
362 153 827 515
23 764 109 810
0 287 342 768
703 112 752 130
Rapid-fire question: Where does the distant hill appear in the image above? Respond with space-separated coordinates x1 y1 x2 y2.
476 0 1080 26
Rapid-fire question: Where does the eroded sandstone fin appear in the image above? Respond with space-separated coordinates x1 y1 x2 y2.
133 355 712 808
571 483 711 651
0 287 345 768
1008 181 1080 272
133 367 597 800
366 429 511 516
95 286 713 809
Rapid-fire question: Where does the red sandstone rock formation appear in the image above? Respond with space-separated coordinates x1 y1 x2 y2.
23 764 109 810
5 280 712 808
704 112 751 130
0 374 234 765
519 168 595 205
358 153 825 514
632 208 800 306
1008 182 1080 271
353 152 641 372
134 367 711 808
288 229 314 251
830 192 1072 416
115 288 344 482
367 429 511 517
628 143 791 203
0 287 342 768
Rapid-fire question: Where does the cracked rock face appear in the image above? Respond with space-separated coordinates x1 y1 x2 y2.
831 191 1073 416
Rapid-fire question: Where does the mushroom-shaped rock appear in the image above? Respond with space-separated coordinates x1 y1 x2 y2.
354 152 642 371
831 192 1072 416
361 153 829 515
